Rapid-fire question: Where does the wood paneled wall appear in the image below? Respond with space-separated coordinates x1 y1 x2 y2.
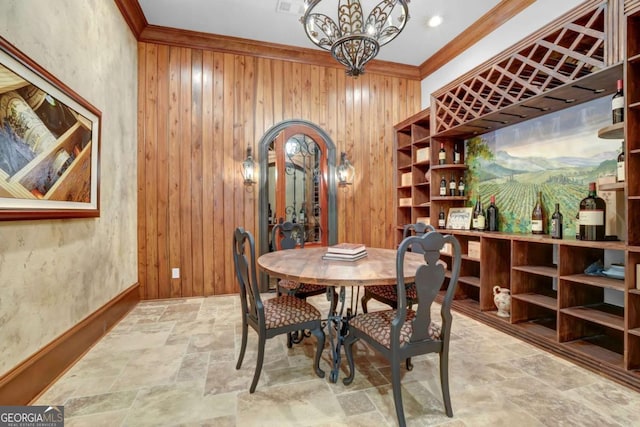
137 42 421 298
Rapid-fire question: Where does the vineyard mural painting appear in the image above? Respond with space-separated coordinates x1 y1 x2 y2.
464 97 620 235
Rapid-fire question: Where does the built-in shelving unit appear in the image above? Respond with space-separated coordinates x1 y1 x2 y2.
394 109 431 245
625 3 640 377
393 0 640 391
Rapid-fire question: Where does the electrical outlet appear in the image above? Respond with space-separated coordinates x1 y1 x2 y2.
171 268 180 279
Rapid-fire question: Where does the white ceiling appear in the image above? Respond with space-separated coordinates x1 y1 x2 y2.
137 0 502 66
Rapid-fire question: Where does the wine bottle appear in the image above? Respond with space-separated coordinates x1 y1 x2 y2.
458 175 465 197
487 195 498 232
551 203 563 239
439 175 447 196
531 191 545 234
612 79 624 124
438 206 446 229
438 142 446 165
472 197 486 231
449 174 456 196
579 182 606 241
617 141 625 182
454 142 461 164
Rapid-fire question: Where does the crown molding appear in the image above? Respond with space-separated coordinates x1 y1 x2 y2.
114 0 419 79
139 25 421 79
418 0 535 80
114 0 147 38
115 0 529 81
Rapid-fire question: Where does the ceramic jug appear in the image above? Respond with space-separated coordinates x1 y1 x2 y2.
493 286 511 318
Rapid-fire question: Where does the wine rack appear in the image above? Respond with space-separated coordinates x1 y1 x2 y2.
394 0 640 391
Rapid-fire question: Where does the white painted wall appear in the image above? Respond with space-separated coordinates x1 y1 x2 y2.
421 0 585 108
0 0 138 376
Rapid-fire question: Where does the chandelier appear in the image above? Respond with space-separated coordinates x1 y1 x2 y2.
301 0 410 77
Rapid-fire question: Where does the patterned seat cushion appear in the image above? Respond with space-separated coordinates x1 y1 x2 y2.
278 279 326 294
366 284 417 302
349 309 441 348
263 295 322 329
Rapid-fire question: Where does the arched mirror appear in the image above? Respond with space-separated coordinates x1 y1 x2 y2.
258 120 338 289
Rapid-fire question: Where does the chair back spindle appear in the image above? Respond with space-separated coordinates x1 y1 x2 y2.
233 227 264 325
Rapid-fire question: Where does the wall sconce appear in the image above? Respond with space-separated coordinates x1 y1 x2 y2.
337 152 355 187
242 146 256 185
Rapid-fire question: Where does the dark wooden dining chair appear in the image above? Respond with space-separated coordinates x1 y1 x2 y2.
343 230 461 426
271 221 327 300
233 227 325 393
361 223 434 313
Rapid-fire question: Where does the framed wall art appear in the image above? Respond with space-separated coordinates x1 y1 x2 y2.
0 35 101 220
446 207 473 230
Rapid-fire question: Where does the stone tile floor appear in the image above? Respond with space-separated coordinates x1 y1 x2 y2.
35 294 640 426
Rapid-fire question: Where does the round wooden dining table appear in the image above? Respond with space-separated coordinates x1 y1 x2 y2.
257 246 425 286
257 246 425 382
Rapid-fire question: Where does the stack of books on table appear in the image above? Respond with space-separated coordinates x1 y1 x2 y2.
322 243 367 262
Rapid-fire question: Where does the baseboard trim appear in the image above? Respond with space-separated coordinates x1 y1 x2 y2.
0 283 140 405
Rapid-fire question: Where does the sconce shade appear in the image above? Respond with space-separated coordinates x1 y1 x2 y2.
337 151 355 186
242 146 256 185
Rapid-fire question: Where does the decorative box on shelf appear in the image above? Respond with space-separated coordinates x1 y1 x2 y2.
416 216 430 225
468 241 481 259
416 147 430 163
440 242 453 256
401 172 412 187
399 197 412 207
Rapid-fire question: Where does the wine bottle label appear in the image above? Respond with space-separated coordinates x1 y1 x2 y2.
472 218 478 228
477 215 485 229
439 152 446 161
458 184 465 191
579 210 604 226
449 182 456 189
612 97 624 110
531 220 543 232
617 161 625 181
551 219 560 236
438 218 446 227
440 186 446 196
454 153 460 163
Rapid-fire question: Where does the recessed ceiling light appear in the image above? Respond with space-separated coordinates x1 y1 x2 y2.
428 15 443 28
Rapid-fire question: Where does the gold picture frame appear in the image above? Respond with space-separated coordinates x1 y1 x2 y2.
0 35 101 220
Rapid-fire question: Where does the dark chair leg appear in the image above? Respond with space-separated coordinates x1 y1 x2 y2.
405 357 413 371
440 350 453 417
391 357 407 427
330 291 339 316
286 332 293 348
361 293 370 314
236 319 248 370
310 325 325 378
342 334 357 385
250 333 266 393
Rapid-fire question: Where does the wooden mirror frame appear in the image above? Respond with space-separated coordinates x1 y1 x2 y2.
257 119 338 290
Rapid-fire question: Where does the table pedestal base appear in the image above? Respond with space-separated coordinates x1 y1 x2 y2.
325 286 359 383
